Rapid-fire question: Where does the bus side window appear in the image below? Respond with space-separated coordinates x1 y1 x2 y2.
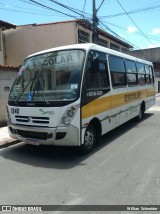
99 62 109 88
136 63 146 85
109 55 126 87
83 51 109 90
149 66 155 83
125 60 137 86
145 65 151 84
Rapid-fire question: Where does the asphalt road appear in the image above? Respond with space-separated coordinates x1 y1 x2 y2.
0 96 160 214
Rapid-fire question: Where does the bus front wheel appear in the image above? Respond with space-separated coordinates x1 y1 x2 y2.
80 124 96 155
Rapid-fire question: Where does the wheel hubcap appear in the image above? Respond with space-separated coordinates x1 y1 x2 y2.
84 129 95 149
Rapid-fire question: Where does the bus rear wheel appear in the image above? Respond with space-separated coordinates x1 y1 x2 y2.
80 124 96 155
136 103 144 121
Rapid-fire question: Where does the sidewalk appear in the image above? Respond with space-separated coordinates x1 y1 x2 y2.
0 126 19 149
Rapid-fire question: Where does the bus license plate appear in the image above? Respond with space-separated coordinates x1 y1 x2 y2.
26 139 39 146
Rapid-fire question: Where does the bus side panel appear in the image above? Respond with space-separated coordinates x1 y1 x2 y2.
126 87 140 121
110 88 128 128
141 85 156 111
81 92 112 145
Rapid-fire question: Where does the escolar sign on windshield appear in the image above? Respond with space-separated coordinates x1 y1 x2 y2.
30 54 79 68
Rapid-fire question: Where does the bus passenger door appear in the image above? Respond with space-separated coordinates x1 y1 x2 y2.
81 50 112 140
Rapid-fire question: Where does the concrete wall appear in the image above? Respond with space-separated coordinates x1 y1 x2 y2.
0 68 18 126
131 47 160 63
155 71 160 92
131 47 160 92
4 22 77 66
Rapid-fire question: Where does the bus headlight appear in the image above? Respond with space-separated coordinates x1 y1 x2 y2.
68 109 74 117
63 117 72 125
61 105 78 126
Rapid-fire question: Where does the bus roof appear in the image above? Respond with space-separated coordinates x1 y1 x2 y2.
28 43 153 65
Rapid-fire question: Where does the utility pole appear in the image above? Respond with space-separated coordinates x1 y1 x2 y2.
92 0 98 44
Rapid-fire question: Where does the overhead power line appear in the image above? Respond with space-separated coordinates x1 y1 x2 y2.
19 0 92 20
12 0 157 50
48 0 87 17
97 0 106 12
26 0 78 18
0 2 60 15
0 7 60 16
100 3 160 18
82 0 86 18
99 20 138 49
105 21 160 42
117 0 155 47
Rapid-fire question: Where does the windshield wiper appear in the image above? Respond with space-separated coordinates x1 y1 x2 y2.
15 70 39 104
32 56 50 105
32 75 50 105
15 81 31 104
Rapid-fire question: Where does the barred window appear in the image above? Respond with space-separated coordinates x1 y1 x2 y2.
98 38 108 48
122 48 129 54
110 43 120 51
78 29 89 43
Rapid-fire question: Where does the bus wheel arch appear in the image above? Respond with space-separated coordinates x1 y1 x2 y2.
137 101 145 121
141 101 145 114
90 118 102 142
80 118 102 154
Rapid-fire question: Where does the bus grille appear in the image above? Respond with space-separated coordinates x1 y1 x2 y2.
9 127 53 140
17 130 48 140
15 115 50 125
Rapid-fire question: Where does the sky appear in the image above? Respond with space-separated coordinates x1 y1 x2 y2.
1 0 160 50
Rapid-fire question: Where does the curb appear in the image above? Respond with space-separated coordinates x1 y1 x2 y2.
0 140 21 149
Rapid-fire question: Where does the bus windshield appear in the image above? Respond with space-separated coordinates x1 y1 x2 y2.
9 49 85 104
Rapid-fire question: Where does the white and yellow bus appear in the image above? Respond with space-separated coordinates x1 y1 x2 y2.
7 43 155 154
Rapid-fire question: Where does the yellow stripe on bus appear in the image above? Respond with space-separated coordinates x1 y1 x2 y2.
82 88 155 119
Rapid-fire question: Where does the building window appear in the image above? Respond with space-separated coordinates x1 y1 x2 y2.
110 43 120 51
122 48 128 54
78 29 90 43
4 86 10 92
98 38 108 48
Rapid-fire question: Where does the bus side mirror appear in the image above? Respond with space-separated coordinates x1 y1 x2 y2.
89 52 99 73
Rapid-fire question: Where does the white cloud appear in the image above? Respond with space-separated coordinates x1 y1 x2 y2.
147 44 160 48
127 26 137 34
4 1 13 8
150 28 160 35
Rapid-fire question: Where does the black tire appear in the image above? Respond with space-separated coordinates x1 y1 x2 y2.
80 124 96 155
136 104 144 121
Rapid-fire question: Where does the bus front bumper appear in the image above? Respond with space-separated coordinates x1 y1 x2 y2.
8 123 80 146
